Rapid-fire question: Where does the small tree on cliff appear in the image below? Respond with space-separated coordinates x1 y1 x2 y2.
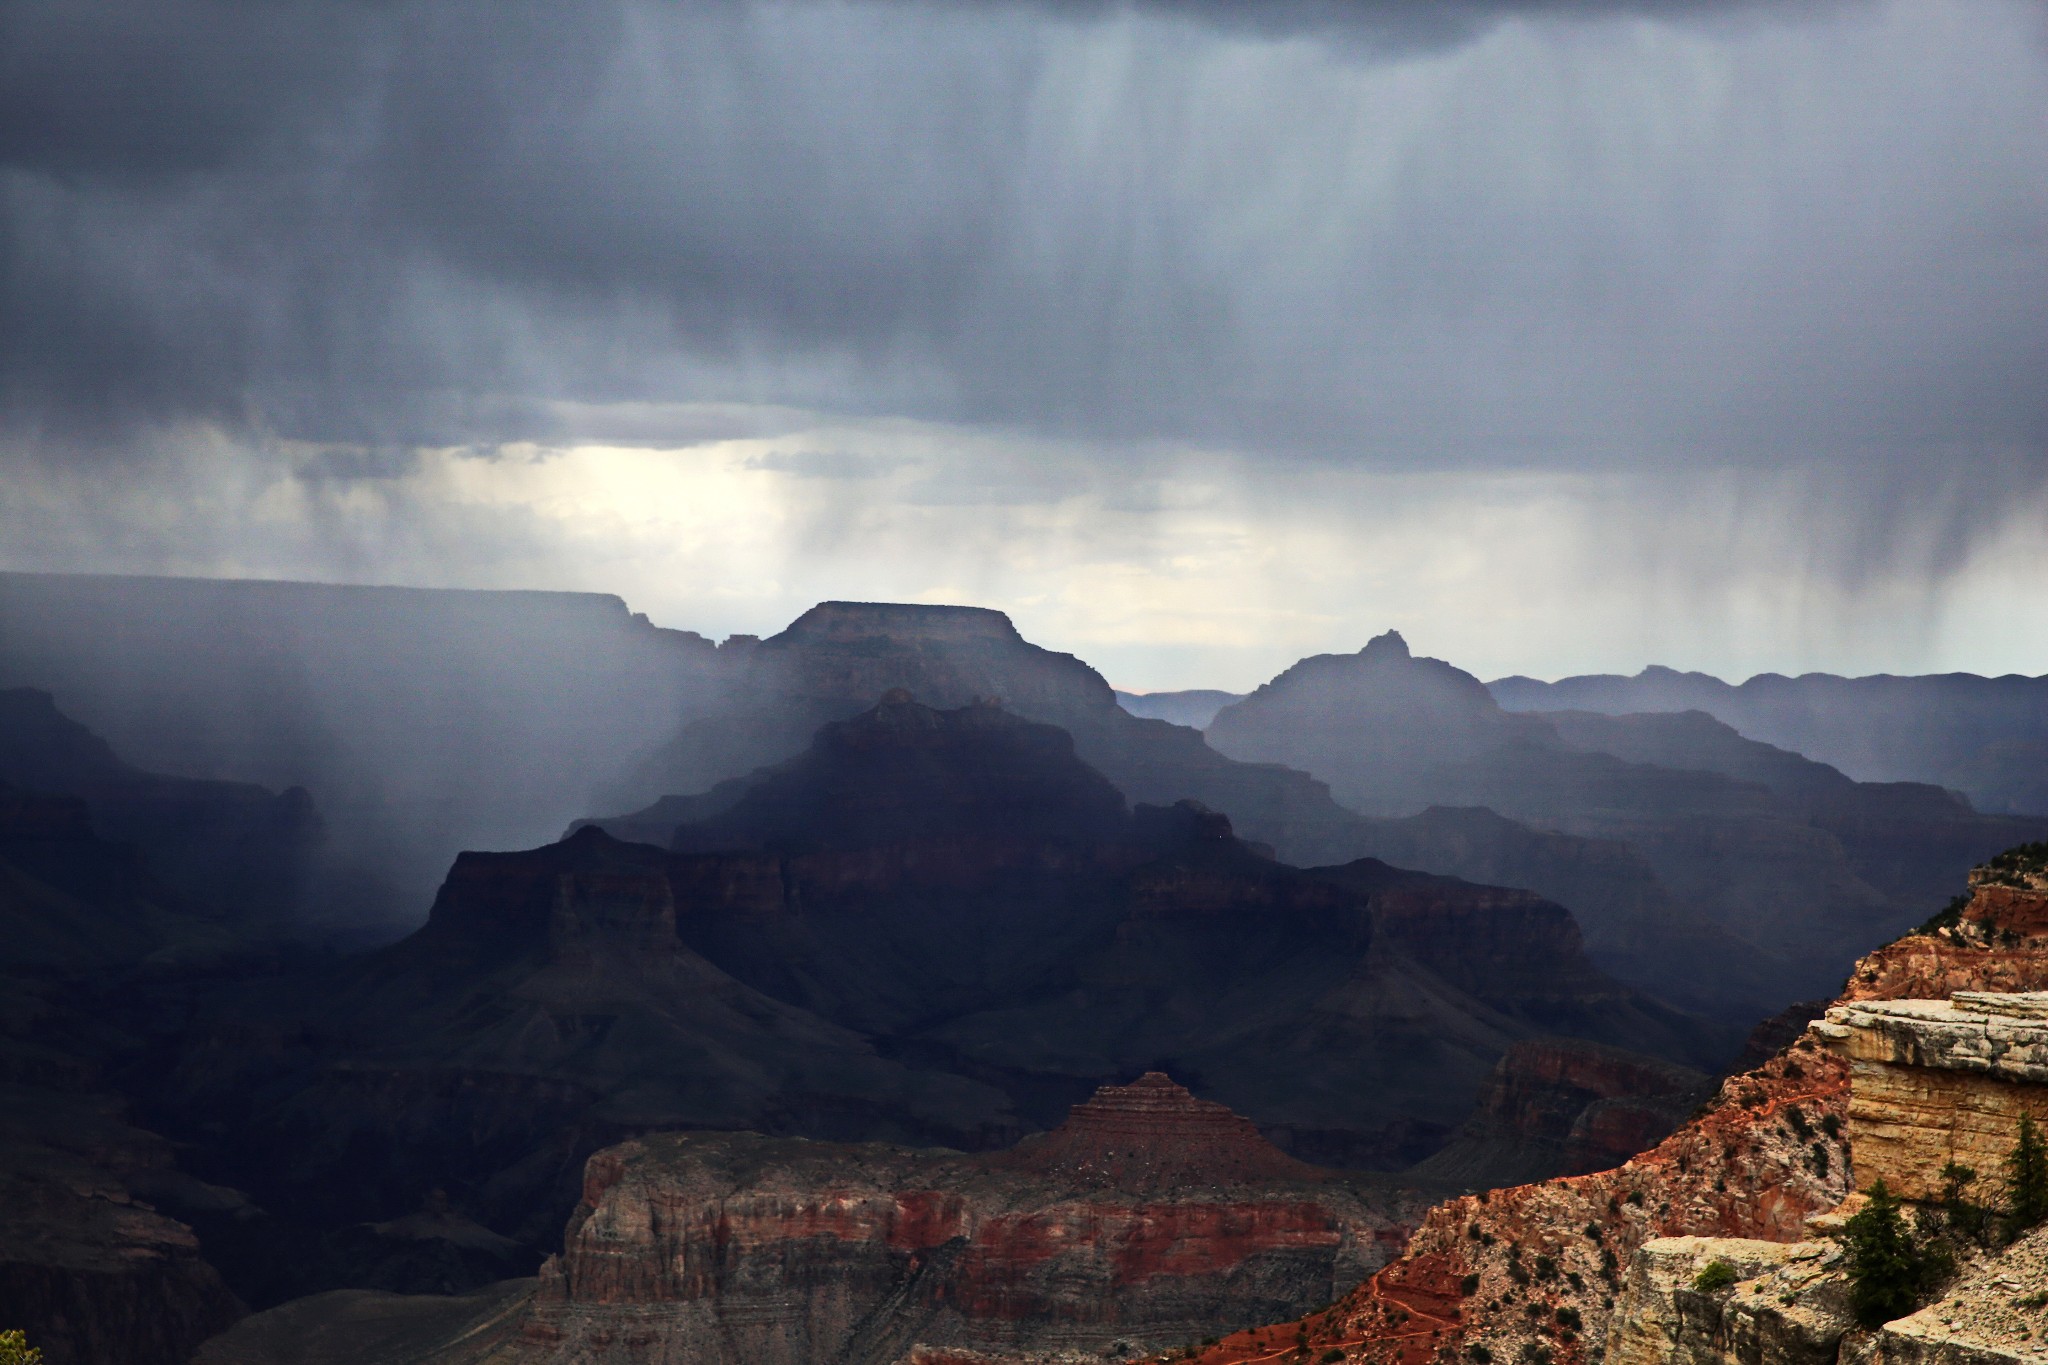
0 1330 42 1365
2007 1114 2048 1235
1844 1181 1925 1327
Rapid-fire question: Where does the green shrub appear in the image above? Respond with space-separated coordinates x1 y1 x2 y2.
1916 894 1972 935
1693 1260 1740 1294
1844 1181 1938 1327
2007 1114 2048 1235
1785 1105 1811 1140
0 1333 41 1365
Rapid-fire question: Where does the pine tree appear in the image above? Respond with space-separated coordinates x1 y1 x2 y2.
1844 1180 1924 1327
2007 1113 2048 1234
0 1330 43 1365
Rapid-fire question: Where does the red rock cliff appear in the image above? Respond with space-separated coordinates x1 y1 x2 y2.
473 1076 1434 1365
1185 864 2048 1365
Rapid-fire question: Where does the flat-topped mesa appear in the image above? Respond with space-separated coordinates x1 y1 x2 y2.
1000 1072 1322 1188
778 600 1024 645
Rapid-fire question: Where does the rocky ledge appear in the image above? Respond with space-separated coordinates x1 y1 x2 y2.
1815 991 2048 1203
1816 992 2048 1082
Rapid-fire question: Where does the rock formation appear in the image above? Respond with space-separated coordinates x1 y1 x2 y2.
1601 1236 1852 1365
591 696 1719 1165
275 1075 1438 1365
603 600 1370 867
154 822 1018 1299
1180 842 2048 1365
1813 991 2048 1202
153 696 1715 1318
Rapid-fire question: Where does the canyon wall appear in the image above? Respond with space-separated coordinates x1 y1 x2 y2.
1184 852 2048 1365
426 1075 1433 1364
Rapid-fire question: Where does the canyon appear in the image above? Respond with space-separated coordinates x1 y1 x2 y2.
147 692 1712 1311
1180 846 2048 1365
6 581 2048 1365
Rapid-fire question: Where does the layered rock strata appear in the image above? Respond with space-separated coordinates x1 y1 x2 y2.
1813 992 2048 1201
438 1075 1434 1365
1183 849 2048 1365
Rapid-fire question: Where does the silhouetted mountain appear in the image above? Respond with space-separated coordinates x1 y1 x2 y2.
599 697 1720 1161
0 688 320 927
0 572 720 934
0 785 244 974
154 696 1718 1315
1208 635 2048 1013
1490 665 2048 816
607 601 1368 866
1116 688 1244 728
1333 805 1802 1024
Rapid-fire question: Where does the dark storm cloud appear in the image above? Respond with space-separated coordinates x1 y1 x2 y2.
1 0 2044 504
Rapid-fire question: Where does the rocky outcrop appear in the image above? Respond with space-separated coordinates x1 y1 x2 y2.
1590 1217 2048 1365
1182 846 2048 1365
996 1072 1324 1186
1813 992 2048 1201
1872 1224 2048 1365
444 1076 1436 1365
1601 1236 1851 1365
1597 1221 2048 1365
0 1081 247 1365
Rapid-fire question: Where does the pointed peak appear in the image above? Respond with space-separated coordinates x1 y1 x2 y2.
1361 629 1411 662
996 1070 1321 1188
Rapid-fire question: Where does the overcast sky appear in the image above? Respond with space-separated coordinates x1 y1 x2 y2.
3 0 2045 689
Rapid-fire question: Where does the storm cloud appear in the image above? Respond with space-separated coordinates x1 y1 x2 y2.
2 0 2046 680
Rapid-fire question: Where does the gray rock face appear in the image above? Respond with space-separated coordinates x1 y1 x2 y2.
1874 1225 2048 1365
1603 1237 1852 1365
1816 994 2048 1084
